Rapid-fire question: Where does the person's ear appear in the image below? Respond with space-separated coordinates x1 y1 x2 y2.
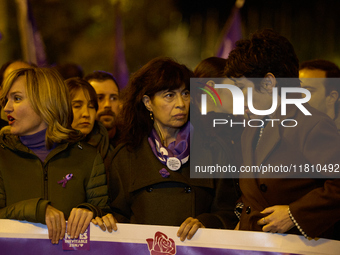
262 73 276 93
142 95 153 111
206 80 215 87
327 90 339 105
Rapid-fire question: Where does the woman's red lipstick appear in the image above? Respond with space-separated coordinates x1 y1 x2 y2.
7 115 15 125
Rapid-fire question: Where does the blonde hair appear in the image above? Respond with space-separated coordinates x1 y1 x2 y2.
0 67 82 148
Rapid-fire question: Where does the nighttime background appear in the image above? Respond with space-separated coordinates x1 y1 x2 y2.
1 0 340 81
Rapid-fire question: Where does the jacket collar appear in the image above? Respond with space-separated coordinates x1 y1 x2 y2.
127 137 213 193
86 121 110 159
0 131 78 164
43 142 71 164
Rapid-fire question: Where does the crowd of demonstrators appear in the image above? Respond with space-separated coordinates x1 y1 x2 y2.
0 68 115 244
0 27 340 245
225 29 340 239
299 59 340 132
84 71 121 147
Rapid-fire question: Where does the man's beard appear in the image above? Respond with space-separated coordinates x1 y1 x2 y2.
97 110 116 129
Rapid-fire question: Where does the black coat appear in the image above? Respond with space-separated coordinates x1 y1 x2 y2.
109 133 239 229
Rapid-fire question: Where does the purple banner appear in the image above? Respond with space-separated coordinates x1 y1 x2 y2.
0 220 336 254
0 238 299 255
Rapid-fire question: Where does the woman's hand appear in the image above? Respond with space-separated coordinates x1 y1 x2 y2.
67 208 93 239
257 205 294 233
177 217 205 241
92 213 118 232
45 205 66 244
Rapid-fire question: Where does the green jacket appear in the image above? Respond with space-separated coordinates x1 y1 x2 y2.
0 132 110 224
86 121 115 181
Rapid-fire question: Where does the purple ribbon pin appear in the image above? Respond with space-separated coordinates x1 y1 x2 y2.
58 173 73 188
159 168 170 178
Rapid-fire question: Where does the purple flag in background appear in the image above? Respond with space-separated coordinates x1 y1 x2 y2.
112 4 129 89
15 0 47 66
216 0 244 59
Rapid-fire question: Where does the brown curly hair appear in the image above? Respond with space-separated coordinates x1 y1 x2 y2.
225 29 299 92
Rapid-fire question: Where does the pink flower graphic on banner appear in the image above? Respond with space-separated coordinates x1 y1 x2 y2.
146 231 176 255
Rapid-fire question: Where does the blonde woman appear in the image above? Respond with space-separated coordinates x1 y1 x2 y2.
0 67 115 244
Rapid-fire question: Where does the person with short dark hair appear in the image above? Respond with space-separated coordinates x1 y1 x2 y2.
53 62 84 80
194 57 227 78
84 71 120 146
84 71 119 92
225 29 340 240
299 59 340 132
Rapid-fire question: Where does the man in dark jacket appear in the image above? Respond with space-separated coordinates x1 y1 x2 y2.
84 71 121 147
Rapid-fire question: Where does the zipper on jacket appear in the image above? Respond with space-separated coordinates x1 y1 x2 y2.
44 166 48 200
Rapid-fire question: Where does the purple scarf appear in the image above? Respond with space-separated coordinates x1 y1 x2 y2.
148 122 192 171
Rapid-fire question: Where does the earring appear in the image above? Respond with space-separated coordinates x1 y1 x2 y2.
150 112 154 120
